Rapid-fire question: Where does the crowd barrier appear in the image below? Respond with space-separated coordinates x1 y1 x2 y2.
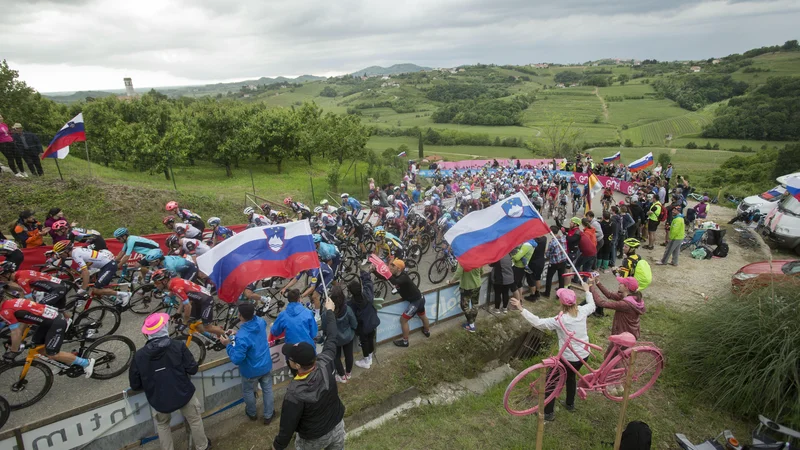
418 170 638 196
0 276 490 450
435 159 564 170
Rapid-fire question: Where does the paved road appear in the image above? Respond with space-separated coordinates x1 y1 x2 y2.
3 193 621 430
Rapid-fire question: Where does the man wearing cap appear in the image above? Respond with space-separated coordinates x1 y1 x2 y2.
388 259 431 348
130 313 210 450
219 303 275 424
274 295 346 450
10 123 43 177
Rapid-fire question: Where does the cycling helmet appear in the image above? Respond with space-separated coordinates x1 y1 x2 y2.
278 211 287 219
165 235 180 248
283 197 293 205
51 220 68 230
320 199 329 206
456 192 462 199
702 196 709 202
387 195 394 202
374 229 386 239
438 216 448 226
162 216 175 226
165 201 178 211
269 210 278 217
314 206 323 214
243 207 254 215
499 194 506 200
372 200 380 207
623 238 641 249
260 203 271 213
386 212 397 220
531 192 539 198
373 226 384 232
53 240 72 254
340 193 349 199
312 234 322 244
424 201 431 207
145 249 164 262
337 207 347 215
151 269 169 282
0 261 16 275
113 227 129 238
207 217 221 227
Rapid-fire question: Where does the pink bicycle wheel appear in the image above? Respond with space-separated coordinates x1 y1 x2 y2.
504 358 566 416
601 346 664 401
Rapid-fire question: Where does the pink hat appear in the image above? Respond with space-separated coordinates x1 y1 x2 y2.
556 288 576 306
141 313 170 335
616 276 639 292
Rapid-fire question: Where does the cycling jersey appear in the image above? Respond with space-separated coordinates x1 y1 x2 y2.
372 207 388 222
343 215 363 233
320 213 337 228
213 225 235 240
391 217 406 231
345 198 361 211
394 200 409 217
71 247 114 271
547 187 559 199
13 270 65 295
163 255 193 275
425 206 441 221
179 238 211 256
571 187 582 199
317 242 340 262
319 229 339 245
0 298 60 328
122 235 160 257
69 228 107 250
166 278 213 323
175 208 201 222
248 214 271 228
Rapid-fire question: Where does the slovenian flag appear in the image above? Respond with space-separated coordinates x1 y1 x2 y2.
762 186 786 200
603 152 621 163
397 151 407 157
197 220 320 302
42 113 85 159
444 192 550 271
628 152 654 172
785 176 800 201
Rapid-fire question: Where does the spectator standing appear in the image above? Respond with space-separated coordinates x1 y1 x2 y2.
575 219 597 277
129 313 210 450
220 303 275 424
525 235 547 302
644 195 662 250
10 123 43 176
0 114 25 177
591 277 645 345
348 269 379 369
270 289 318 374
542 226 568 298
274 296 346 450
565 217 582 263
490 254 514 312
12 210 48 248
509 241 534 302
664 163 673 188
597 211 617 272
450 262 482 332
627 196 644 240
322 286 357 383
657 205 685 266
389 259 431 347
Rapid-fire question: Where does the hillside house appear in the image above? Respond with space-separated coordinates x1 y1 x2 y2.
690 66 702 72
633 60 642 66
533 63 549 69
712 59 721 64
382 76 390 80
556 83 566 88
458 68 465 72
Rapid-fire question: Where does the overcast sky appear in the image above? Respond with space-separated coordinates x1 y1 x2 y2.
3 0 799 93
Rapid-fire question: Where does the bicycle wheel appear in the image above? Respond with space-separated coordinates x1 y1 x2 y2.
408 271 421 287
73 305 121 339
601 346 664 401
419 234 431 255
407 244 422 265
374 280 388 300
176 335 207 365
428 258 449 284
0 396 9 429
128 284 165 315
503 358 566 416
84 335 136 380
0 360 54 410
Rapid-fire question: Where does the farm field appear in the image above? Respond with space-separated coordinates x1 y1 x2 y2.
669 136 793 151
621 112 714 146
730 51 800 85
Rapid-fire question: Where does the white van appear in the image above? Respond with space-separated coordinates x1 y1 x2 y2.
738 172 800 215
762 194 800 255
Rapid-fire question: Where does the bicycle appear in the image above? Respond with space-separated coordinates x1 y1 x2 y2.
572 197 581 215
556 203 567 223
428 247 458 284
0 333 135 410
504 313 663 416
172 317 225 365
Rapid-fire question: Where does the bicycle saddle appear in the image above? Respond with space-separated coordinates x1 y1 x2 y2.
608 332 636 348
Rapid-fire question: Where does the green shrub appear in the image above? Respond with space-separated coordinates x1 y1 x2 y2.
671 286 800 427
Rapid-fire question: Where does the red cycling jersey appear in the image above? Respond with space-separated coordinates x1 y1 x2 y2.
167 278 210 302
547 187 559 199
13 270 64 295
0 298 59 326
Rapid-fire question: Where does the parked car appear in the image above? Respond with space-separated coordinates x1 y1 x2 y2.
732 259 800 291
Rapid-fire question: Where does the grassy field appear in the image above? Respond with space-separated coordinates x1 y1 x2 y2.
669 136 792 151
621 112 714 146
731 52 800 85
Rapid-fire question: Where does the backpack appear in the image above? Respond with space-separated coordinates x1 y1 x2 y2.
691 247 708 259
701 244 714 259
632 258 652 291
657 203 668 222
620 421 652 450
713 243 729 258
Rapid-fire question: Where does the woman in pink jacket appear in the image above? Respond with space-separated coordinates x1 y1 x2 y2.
0 114 25 177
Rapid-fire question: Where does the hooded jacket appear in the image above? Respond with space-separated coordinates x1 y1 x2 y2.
226 316 272 379
490 255 514 286
578 227 597 257
273 310 345 450
270 302 318 347
321 304 357 344
129 337 198 413
591 284 646 338
347 270 380 335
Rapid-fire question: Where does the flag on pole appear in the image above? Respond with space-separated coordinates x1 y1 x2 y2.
628 152 654 172
397 151 407 157
197 220 320 302
760 186 786 200
444 192 550 271
603 151 621 163
42 113 85 159
785 176 800 201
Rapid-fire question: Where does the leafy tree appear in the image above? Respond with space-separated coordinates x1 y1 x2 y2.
248 107 300 173
772 143 800 179
617 74 630 85
295 102 324 165
623 139 633 147
319 86 337 97
553 71 583 84
657 153 671 167
0 59 68 136
540 114 584 158
189 99 252 177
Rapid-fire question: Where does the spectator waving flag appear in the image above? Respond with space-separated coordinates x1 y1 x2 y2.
628 152 654 172
42 113 85 159
397 151 407 157
197 220 320 302
603 151 621 163
785 175 800 201
585 171 603 211
444 192 549 271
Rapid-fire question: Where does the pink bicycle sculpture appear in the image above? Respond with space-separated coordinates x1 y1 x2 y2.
504 312 664 416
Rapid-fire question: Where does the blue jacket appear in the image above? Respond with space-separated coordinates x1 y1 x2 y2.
226 316 272 379
270 302 318 348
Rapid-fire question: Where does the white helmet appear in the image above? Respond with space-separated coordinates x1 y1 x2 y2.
438 216 448 226
320 199 329 206
424 201 431 206
314 206 323 214
387 195 394 202
499 194 506 200
207 217 221 226
243 207 254 215
386 212 397 220
372 200 380 207
340 193 349 198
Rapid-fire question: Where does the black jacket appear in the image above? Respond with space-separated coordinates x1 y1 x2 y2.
274 309 345 450
389 272 422 301
347 270 380 335
12 131 42 155
129 337 198 414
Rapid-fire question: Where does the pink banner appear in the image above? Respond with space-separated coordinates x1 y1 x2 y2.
573 172 637 196
436 159 563 170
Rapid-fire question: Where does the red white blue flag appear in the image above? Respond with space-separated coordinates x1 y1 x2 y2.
603 151 621 163
197 220 320 302
444 192 550 271
785 176 800 201
42 113 85 159
628 152 654 172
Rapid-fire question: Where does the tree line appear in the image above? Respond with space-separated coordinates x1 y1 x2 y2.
651 75 748 111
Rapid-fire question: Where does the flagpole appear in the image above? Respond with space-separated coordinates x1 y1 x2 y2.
54 159 64 181
84 140 92 178
525 194 582 277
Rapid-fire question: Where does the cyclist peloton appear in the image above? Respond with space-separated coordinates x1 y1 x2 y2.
140 249 198 282
165 235 211 265
0 261 71 312
244 207 271 228
113 227 160 281
163 216 202 239
52 241 130 307
284 197 312 220
341 193 362 218
151 269 225 338
164 201 205 232
206 217 235 247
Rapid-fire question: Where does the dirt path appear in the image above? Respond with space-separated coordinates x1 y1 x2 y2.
594 87 609 122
